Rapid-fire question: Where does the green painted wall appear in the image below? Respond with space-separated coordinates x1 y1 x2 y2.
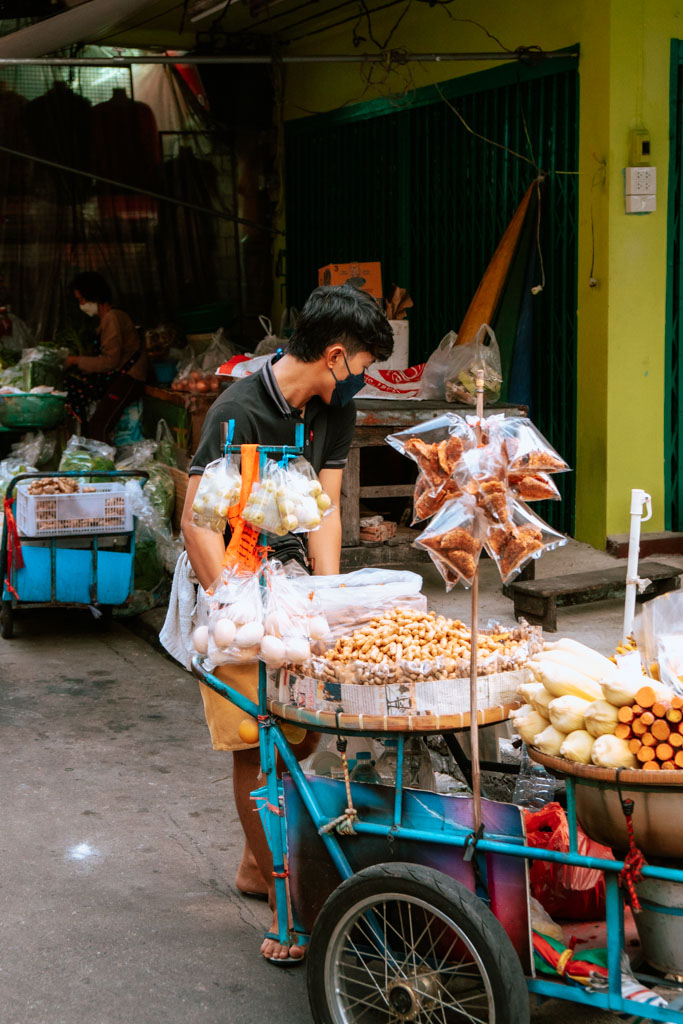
281 0 681 547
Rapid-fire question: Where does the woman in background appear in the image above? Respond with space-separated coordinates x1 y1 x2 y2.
65 271 147 441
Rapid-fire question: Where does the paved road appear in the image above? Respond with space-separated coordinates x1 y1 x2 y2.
0 609 626 1023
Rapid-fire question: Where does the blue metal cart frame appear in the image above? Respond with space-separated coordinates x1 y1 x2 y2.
1 469 147 638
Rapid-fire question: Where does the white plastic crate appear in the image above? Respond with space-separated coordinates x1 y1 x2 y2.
16 483 132 537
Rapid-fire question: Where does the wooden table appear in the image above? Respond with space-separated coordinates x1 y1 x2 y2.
340 399 527 568
143 385 218 458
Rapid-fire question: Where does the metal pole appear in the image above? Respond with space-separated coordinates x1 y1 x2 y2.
623 488 652 642
0 51 579 67
469 371 486 833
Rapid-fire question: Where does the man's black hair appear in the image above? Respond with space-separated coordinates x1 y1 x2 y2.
288 284 394 363
70 271 111 305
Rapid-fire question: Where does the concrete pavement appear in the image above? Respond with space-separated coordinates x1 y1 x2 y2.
4 536 675 1022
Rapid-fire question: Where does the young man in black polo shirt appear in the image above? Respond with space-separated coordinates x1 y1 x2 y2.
181 285 393 963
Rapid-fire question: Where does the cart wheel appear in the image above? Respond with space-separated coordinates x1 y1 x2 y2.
1 602 14 640
307 862 529 1024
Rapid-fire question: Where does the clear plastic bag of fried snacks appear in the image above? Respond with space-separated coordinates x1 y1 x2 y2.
452 444 509 525
414 494 483 590
412 471 462 524
491 417 570 474
192 455 242 532
484 499 567 584
204 569 264 666
260 560 330 668
508 470 561 502
387 413 475 489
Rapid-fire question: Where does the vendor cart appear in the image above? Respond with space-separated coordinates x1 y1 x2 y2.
1 469 146 639
190 421 683 1023
192 653 683 1024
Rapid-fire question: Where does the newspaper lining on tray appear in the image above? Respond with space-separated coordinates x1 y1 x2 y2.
268 666 526 718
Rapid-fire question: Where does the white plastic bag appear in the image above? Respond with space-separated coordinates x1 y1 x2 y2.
444 325 502 405
295 568 427 638
417 331 458 400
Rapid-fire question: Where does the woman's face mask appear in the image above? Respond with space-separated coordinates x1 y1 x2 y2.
80 301 98 317
329 352 366 407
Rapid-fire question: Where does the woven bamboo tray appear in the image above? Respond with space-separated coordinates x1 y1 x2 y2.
529 748 683 787
266 697 521 734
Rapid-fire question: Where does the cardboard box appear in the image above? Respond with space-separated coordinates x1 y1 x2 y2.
269 665 527 718
318 262 383 302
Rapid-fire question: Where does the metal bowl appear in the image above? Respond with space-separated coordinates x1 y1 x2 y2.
529 749 683 860
0 393 66 429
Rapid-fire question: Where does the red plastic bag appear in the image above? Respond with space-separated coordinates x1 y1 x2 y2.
524 802 613 920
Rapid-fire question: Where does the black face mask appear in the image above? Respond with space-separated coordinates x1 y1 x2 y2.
330 353 366 407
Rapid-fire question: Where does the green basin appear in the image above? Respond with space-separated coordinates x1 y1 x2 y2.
0 393 67 429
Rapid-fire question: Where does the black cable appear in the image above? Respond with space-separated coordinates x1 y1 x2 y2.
95 1 187 45
276 0 360 39
234 0 324 34
285 0 408 45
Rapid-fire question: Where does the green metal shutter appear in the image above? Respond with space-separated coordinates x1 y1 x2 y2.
285 56 579 534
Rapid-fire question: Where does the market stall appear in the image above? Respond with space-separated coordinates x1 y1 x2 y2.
182 361 683 1022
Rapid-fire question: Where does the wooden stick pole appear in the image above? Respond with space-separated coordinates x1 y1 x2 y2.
469 371 485 832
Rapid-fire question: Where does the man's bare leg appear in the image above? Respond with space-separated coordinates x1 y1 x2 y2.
235 839 268 897
232 747 304 962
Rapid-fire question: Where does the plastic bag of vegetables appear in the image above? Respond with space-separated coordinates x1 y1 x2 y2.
58 435 115 481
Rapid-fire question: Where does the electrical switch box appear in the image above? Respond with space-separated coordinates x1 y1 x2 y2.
625 166 656 213
625 166 656 195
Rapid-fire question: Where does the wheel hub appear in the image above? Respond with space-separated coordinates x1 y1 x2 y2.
386 968 438 1021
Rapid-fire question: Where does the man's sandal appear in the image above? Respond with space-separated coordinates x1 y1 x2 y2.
263 931 307 967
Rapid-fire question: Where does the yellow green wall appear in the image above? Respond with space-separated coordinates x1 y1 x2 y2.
281 0 681 546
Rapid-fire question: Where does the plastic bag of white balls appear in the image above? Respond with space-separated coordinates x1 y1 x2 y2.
242 456 334 536
191 455 242 533
198 569 265 667
259 561 331 669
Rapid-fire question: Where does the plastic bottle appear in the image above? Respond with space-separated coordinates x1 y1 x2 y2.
349 751 381 784
404 737 437 792
375 739 399 786
512 743 556 809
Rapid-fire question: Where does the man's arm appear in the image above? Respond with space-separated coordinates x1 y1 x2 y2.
307 468 343 575
181 474 226 591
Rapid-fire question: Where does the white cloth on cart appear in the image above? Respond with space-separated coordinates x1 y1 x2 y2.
160 550 208 671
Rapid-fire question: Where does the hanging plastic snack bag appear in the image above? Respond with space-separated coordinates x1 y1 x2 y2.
243 459 292 536
452 443 509 525
414 494 483 589
443 324 502 405
192 455 241 532
204 569 264 666
509 471 561 502
412 471 462 523
484 499 566 584
260 561 330 667
286 457 334 532
491 417 570 474
387 413 475 486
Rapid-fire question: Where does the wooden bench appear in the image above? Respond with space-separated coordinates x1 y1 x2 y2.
502 560 683 632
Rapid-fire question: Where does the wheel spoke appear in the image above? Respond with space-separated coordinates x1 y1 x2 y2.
345 932 392 1004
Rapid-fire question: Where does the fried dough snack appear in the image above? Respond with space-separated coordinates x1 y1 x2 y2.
509 472 560 502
